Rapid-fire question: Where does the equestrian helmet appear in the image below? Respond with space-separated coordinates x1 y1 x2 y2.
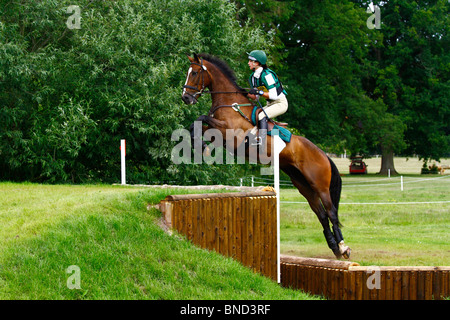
248 50 267 65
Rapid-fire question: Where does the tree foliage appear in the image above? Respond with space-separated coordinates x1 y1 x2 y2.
1 0 448 183
0 0 268 183
235 0 448 173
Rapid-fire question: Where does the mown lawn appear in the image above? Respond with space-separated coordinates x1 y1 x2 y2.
280 174 450 266
0 182 315 300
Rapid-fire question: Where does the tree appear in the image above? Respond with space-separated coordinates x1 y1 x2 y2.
0 0 269 183
355 0 449 171
235 0 449 175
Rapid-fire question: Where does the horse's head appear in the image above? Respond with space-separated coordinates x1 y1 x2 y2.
181 54 211 105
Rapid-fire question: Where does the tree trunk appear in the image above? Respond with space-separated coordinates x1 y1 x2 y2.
378 148 398 175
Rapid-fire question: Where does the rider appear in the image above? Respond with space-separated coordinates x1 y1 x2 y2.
247 50 288 146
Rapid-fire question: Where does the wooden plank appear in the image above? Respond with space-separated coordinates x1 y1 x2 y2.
393 271 402 300
194 199 202 246
401 271 409 300
229 196 236 259
241 196 248 267
320 267 326 297
442 271 449 299
385 270 393 300
180 200 187 236
348 270 356 300
417 271 425 300
342 270 349 300
313 267 318 296
205 198 213 250
253 196 261 276
247 197 254 272
355 270 363 300
296 264 303 291
269 195 277 281
173 199 181 233
299 265 306 294
425 271 433 300
262 197 269 279
326 268 333 299
433 270 441 300
186 199 193 241
379 269 386 300
214 198 220 253
282 255 359 270
162 201 173 228
338 269 345 300
222 197 229 258
409 271 417 300
234 197 242 263
362 270 370 300
165 191 276 201
200 197 207 249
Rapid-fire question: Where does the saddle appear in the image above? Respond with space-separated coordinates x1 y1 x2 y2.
251 106 292 143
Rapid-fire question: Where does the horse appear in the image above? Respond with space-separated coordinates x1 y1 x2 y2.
181 53 351 259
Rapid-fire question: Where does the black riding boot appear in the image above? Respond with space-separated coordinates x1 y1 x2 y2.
258 117 268 147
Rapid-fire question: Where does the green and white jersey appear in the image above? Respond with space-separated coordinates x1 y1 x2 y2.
248 67 287 101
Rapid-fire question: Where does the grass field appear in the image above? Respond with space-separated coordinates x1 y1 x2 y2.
280 157 450 266
0 183 314 300
331 156 450 175
0 156 448 299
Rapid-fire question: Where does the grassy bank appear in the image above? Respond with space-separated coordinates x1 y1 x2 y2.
0 183 314 300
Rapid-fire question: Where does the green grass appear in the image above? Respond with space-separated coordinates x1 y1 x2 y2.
280 172 450 266
331 156 450 175
0 182 315 300
1 162 449 299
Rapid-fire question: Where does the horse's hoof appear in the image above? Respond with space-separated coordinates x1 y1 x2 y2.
203 146 211 157
342 247 351 260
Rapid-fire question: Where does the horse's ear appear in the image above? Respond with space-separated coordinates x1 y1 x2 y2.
187 53 194 63
193 53 200 62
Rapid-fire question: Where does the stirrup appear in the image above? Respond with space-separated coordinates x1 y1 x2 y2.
251 136 263 146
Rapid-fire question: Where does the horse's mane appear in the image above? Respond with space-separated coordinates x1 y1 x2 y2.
198 53 247 92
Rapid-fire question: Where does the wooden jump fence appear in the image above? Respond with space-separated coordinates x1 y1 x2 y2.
280 255 450 300
158 191 278 281
156 191 450 300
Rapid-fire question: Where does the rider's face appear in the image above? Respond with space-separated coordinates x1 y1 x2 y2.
248 59 260 71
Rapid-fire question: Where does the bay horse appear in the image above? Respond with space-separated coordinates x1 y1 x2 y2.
181 53 351 259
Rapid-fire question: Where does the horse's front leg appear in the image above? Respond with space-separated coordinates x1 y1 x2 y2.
189 115 226 154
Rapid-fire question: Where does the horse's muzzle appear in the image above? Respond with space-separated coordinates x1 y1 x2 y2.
182 93 197 105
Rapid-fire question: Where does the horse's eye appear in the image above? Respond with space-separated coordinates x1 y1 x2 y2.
191 71 197 77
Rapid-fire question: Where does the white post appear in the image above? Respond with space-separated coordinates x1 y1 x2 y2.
121 139 126 185
388 169 391 178
273 133 286 284
251 176 254 187
240 178 243 187
401 175 403 191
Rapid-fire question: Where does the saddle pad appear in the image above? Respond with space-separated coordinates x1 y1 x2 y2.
269 125 292 143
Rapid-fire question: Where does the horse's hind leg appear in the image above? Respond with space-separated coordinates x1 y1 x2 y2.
289 179 342 258
319 191 351 259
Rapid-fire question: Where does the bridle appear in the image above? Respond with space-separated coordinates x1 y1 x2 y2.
183 58 249 99
182 58 211 100
182 58 254 119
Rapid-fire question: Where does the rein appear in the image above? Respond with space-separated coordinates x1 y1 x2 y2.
208 103 253 121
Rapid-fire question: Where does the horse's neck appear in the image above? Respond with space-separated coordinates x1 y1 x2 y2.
208 68 248 107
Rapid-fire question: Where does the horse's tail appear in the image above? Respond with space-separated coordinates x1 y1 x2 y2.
328 157 342 227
